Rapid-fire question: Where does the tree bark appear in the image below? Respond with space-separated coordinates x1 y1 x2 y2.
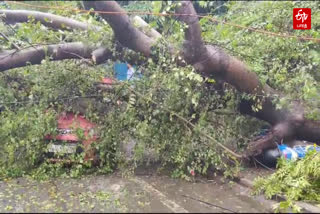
130 16 162 40
83 1 155 57
0 42 112 71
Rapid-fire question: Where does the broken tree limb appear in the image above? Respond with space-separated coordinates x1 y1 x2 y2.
130 16 162 40
0 32 20 50
0 42 112 71
91 47 112 65
175 1 206 65
0 8 148 67
245 132 276 157
0 9 94 31
83 1 155 57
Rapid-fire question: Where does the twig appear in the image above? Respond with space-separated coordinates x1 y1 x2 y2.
213 109 237 115
253 157 275 172
61 50 93 65
0 32 20 50
0 16 43 54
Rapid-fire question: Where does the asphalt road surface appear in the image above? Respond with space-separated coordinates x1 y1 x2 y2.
0 174 272 213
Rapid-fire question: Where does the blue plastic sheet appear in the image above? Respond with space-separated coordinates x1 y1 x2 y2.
114 63 128 81
114 63 141 81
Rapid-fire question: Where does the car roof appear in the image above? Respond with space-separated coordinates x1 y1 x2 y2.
57 112 96 130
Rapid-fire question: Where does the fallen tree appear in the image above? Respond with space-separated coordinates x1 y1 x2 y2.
0 1 319 158
82 1 320 157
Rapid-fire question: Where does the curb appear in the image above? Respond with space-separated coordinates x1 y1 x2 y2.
237 178 320 213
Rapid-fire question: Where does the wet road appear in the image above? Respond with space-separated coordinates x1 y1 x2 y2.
0 175 271 213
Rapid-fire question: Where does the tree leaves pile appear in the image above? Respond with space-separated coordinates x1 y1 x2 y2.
253 150 320 213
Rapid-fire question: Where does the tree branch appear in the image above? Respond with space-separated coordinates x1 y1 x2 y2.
130 16 162 40
83 1 155 57
0 32 20 50
0 9 93 31
175 1 206 64
0 42 112 71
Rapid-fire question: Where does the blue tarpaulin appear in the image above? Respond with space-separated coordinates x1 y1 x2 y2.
114 63 141 81
114 63 128 81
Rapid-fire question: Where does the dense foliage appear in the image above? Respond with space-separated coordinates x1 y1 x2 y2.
253 150 320 213
0 1 319 212
201 1 320 118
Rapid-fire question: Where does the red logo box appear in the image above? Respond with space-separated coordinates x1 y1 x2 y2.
293 8 311 30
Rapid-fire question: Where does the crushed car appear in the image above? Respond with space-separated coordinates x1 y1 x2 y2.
44 112 99 164
44 62 142 164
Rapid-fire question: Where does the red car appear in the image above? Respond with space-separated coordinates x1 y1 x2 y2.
44 77 117 164
45 112 98 164
101 77 114 85
96 77 117 90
